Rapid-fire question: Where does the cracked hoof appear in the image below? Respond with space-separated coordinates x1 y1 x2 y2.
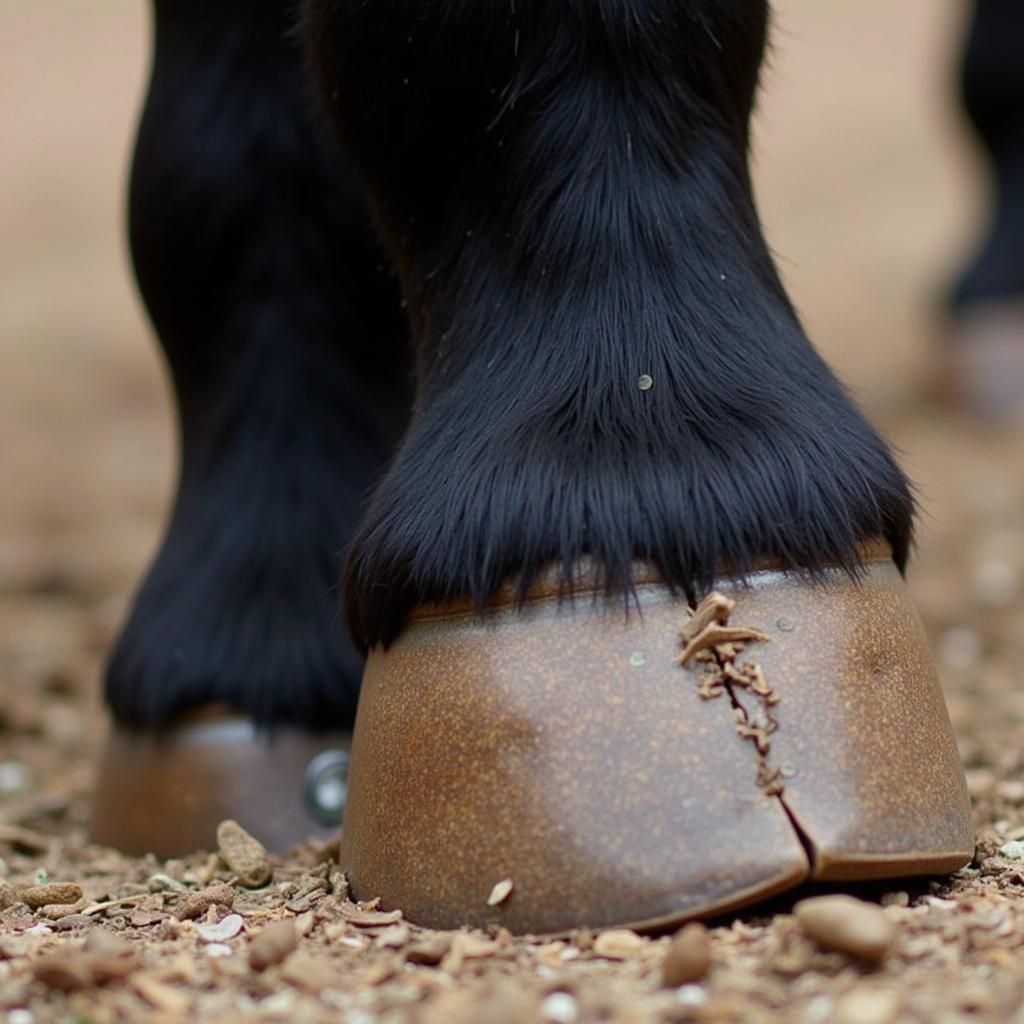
340 544 973 935
89 708 351 856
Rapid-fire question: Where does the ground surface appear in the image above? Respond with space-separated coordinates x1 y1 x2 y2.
4 2 1024 1021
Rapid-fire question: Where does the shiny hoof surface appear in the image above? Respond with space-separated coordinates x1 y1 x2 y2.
340 547 973 935
90 708 350 857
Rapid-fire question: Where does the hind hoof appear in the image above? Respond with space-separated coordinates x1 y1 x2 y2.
90 708 350 857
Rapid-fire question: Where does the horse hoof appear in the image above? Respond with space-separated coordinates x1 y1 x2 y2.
89 708 350 856
339 543 973 935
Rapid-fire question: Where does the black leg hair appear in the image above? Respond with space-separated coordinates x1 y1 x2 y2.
303 0 914 651
105 0 412 728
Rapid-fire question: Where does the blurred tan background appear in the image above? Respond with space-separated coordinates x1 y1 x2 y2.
1 0 1022 787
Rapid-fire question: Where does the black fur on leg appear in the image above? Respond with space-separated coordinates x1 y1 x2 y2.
303 0 915 650
105 0 412 729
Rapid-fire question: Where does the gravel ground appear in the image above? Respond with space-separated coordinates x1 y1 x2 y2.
5 2 1024 1022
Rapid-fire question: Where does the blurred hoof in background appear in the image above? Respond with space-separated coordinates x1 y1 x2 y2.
939 302 1024 425
90 708 350 857
339 546 973 935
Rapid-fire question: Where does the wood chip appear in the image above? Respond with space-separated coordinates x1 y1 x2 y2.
196 913 244 942
280 952 337 994
406 933 453 965
678 624 771 666
339 902 404 928
31 950 95 991
440 931 502 973
375 923 411 949
131 973 193 1014
681 592 736 643
487 878 514 907
593 929 646 959
216 820 271 888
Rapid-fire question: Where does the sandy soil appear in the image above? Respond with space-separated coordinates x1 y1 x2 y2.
4 2 1024 1021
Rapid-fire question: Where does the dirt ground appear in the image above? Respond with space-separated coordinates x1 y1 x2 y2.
5 2 1024 1022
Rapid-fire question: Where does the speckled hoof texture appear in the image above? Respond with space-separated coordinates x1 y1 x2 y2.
90 710 350 857
340 546 974 935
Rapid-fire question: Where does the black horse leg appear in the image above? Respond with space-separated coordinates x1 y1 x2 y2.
105 1 412 731
945 0 1024 420
302 0 914 647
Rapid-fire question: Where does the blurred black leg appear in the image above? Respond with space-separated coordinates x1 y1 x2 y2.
951 0 1024 309
943 0 1024 421
105 1 411 730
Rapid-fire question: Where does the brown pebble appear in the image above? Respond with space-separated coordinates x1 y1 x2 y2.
593 929 645 959
280 952 336 993
249 919 298 971
41 900 87 920
662 923 712 986
31 950 96 991
181 882 235 920
216 820 272 888
20 882 83 909
406 933 452 965
795 895 896 964
54 915 95 932
0 881 20 910
0 935 30 958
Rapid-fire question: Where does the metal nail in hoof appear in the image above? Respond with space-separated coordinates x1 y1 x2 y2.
339 542 973 935
304 747 351 828
90 707 351 857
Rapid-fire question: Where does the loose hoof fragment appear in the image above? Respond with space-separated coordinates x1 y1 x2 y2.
340 543 973 935
89 708 351 857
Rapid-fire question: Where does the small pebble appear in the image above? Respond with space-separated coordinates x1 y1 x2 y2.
249 919 297 971
0 761 31 795
662 923 711 986
19 882 83 909
216 820 272 888
147 873 186 894
833 988 899 1024
675 984 709 1008
181 883 235 920
540 991 578 1024
593 929 645 959
0 881 19 909
794 895 895 964
998 839 1024 860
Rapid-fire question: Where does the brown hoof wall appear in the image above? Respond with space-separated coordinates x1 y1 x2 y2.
90 708 350 857
340 546 973 935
